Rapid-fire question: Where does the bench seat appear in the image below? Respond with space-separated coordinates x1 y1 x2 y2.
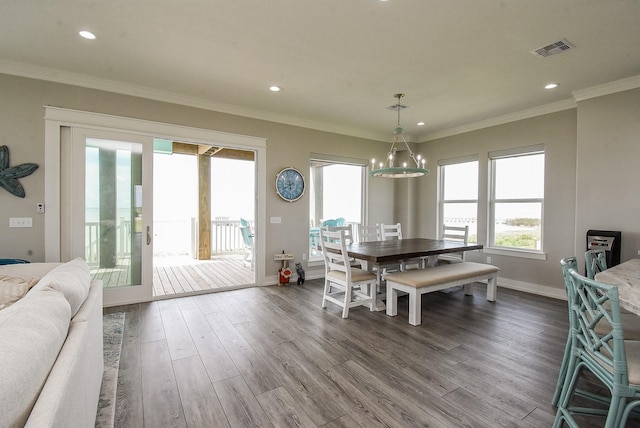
385 261 499 326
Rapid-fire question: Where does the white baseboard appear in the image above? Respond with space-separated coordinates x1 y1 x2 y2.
262 273 567 301
497 277 566 300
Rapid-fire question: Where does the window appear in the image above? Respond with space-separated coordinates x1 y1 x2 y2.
489 146 544 251
309 154 366 262
438 157 478 243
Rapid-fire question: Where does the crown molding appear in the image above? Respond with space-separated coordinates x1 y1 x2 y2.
418 99 577 142
3 59 638 143
0 59 387 141
572 74 640 101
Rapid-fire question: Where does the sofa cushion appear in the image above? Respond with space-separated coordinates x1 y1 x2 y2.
0 274 39 309
34 258 91 317
0 287 71 428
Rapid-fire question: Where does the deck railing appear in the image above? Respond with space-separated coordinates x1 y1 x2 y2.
85 218 252 263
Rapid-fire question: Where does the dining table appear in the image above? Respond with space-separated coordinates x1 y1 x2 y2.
595 258 640 316
345 238 484 310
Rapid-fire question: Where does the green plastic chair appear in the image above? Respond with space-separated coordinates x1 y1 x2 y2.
553 266 640 427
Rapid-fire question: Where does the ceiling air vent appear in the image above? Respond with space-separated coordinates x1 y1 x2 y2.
530 38 574 58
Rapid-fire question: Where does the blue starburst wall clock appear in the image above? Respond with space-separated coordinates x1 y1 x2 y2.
0 145 39 198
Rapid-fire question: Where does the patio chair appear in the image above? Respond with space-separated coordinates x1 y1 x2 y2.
239 225 254 270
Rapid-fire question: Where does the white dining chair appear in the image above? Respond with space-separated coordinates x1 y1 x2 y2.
320 228 377 318
379 223 422 270
438 225 469 264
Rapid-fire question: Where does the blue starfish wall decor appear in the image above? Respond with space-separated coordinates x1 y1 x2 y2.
0 145 39 198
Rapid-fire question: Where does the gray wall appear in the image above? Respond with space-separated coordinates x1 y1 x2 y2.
413 110 578 296
575 88 640 268
0 73 394 282
1 72 639 296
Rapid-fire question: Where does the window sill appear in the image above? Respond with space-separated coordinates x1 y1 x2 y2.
483 247 547 261
306 259 324 268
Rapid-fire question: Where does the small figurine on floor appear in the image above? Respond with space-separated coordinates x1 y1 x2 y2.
295 262 305 285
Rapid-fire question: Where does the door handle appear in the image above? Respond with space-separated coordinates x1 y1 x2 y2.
146 226 151 245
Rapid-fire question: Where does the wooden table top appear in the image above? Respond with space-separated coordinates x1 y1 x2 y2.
345 238 483 264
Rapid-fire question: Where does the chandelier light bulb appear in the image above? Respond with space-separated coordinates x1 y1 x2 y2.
369 93 430 178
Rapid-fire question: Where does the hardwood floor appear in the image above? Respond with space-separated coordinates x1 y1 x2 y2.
106 280 608 427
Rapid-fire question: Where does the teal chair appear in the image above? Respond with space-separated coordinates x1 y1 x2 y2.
553 266 640 427
585 248 607 279
239 224 254 270
552 257 579 407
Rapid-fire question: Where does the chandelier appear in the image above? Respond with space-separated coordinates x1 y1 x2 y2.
370 94 429 178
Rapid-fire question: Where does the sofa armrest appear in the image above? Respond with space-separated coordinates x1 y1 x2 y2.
25 281 104 428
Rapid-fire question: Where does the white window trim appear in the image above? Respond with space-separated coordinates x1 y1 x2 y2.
44 106 268 283
437 156 479 239
307 153 368 266
487 144 545 256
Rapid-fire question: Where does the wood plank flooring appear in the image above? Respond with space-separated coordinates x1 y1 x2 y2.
91 254 254 298
105 280 608 428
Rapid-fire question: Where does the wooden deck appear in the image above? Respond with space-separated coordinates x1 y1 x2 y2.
90 254 254 298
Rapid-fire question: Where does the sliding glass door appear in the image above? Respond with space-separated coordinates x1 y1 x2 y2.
71 128 154 306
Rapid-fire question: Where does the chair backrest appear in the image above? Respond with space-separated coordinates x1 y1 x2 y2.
565 265 628 381
358 224 380 242
336 217 346 226
327 224 354 245
239 225 253 248
440 225 469 261
441 225 469 243
320 228 353 280
585 249 607 279
560 256 579 301
380 223 402 240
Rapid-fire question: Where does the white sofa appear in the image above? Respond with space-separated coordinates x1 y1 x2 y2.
0 258 104 428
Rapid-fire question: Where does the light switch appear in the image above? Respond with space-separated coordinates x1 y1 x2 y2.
9 217 33 228
270 216 282 224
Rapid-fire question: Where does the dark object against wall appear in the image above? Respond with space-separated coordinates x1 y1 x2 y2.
0 145 39 198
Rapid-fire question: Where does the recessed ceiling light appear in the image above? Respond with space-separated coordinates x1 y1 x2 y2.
417 122 425 126
79 30 96 40
269 85 282 92
545 82 559 90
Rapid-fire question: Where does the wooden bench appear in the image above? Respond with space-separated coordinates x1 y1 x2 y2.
385 262 499 326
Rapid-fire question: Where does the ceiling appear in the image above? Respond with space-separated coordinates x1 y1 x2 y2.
1 1 639 142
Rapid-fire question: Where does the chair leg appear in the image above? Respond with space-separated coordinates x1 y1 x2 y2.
321 279 331 308
551 334 572 407
341 283 351 318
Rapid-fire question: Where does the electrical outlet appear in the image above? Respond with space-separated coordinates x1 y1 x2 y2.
486 256 492 264
302 253 306 260
36 203 45 213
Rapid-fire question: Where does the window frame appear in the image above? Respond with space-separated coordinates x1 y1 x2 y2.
437 155 479 242
487 144 545 256
308 153 367 264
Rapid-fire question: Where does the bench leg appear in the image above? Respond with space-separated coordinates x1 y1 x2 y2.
386 283 398 317
463 283 473 295
408 290 421 326
486 275 497 302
